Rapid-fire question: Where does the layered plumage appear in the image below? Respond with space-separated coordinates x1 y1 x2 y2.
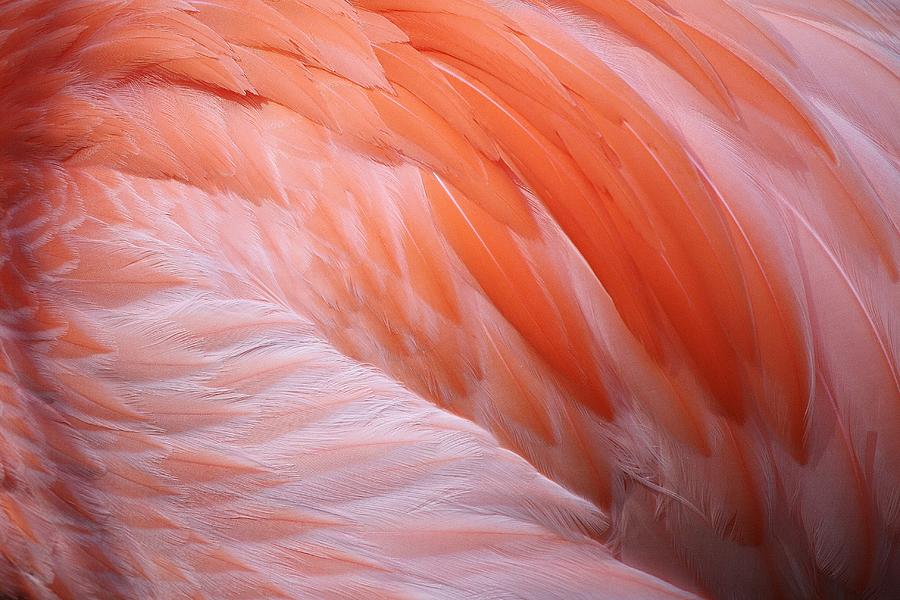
1 0 898 598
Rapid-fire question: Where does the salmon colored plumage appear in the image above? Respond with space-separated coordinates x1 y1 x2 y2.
1 0 898 598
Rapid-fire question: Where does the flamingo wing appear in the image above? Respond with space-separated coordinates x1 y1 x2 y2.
1 0 898 598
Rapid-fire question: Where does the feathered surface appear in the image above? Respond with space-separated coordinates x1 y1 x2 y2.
1 0 898 598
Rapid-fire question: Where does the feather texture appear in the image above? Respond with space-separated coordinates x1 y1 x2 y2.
1 0 898 598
